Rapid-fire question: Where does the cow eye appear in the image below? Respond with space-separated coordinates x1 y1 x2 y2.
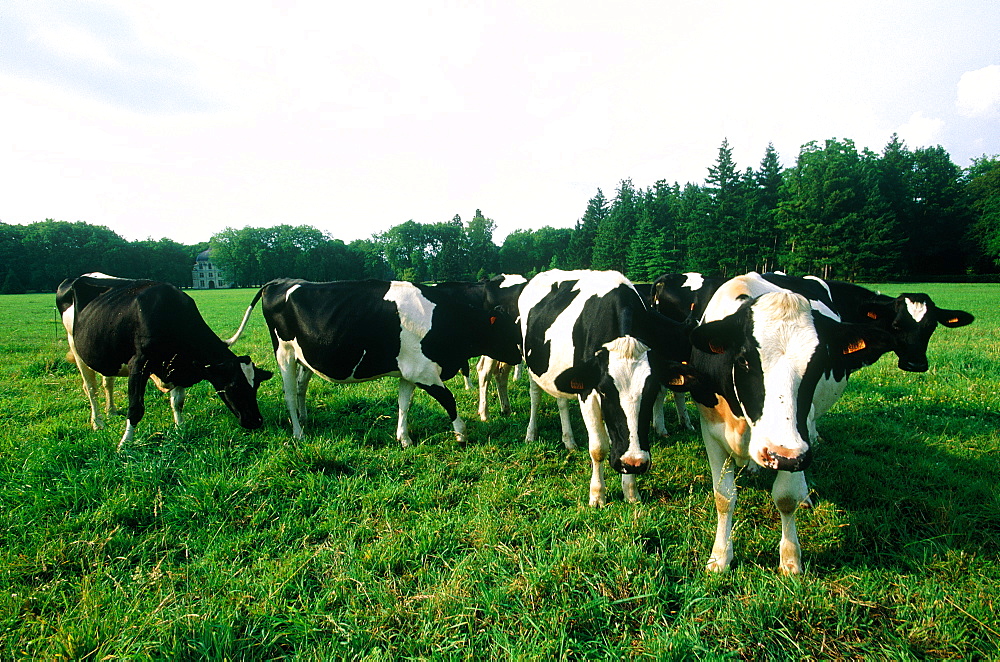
736 355 750 371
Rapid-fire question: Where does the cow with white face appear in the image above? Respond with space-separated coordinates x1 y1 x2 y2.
688 273 894 574
230 278 522 445
519 270 698 506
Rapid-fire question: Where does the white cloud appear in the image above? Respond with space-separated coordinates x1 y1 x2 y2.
957 65 1000 117
896 111 946 148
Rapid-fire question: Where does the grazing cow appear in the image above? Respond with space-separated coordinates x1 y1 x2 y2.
519 270 698 506
688 272 897 573
59 275 272 448
229 278 522 445
648 272 725 432
759 273 975 372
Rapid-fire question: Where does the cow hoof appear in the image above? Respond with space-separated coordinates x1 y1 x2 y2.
563 441 577 451
706 559 730 573
654 426 670 438
779 562 803 575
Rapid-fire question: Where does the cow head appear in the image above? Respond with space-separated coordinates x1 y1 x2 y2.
206 355 273 429
691 291 892 472
554 336 664 475
484 274 527 317
859 294 974 372
475 306 523 365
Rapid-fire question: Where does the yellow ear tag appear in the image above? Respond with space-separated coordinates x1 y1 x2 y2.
668 375 685 386
844 339 867 354
709 341 726 354
867 311 878 320
947 317 960 324
570 380 585 390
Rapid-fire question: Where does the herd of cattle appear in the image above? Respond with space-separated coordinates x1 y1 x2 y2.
55 270 974 574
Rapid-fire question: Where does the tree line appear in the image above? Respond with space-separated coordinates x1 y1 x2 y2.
3 135 999 293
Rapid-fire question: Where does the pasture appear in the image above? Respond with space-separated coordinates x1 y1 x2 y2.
1 283 998 659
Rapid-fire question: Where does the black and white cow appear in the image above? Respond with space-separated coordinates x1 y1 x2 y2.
59 275 272 448
687 272 899 573
648 272 725 432
759 273 974 372
229 278 522 445
519 270 697 506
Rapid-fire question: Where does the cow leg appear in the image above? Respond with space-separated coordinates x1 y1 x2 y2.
417 382 466 444
495 362 513 417
75 359 106 430
119 361 150 450
674 392 694 431
525 378 542 442
103 375 120 416
772 470 809 575
276 340 306 438
704 438 737 572
579 391 609 507
556 397 576 450
169 387 186 426
295 366 312 425
477 356 493 422
652 388 669 437
396 378 417 447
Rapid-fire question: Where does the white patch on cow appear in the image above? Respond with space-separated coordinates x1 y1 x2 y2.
383 281 441 386
285 283 301 302
240 360 255 388
61 304 75 335
603 336 652 468
905 298 928 322
682 272 705 291
746 292 819 463
804 275 834 303
499 274 527 288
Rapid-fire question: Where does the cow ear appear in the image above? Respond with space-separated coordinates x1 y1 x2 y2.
936 307 974 328
553 350 606 394
659 361 705 393
817 317 894 370
858 301 891 322
689 314 742 355
255 367 274 383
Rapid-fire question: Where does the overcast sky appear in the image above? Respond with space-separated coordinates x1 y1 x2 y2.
3 0 999 246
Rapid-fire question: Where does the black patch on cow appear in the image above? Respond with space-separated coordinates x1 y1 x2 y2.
263 279 402 380
418 383 459 421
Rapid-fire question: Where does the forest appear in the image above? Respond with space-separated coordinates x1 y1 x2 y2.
3 136 999 293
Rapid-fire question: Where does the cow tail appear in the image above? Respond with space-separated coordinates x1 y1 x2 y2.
225 287 267 346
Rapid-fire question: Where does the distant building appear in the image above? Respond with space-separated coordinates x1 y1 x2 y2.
191 249 231 289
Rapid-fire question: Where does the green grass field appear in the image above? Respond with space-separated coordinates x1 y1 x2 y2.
1 284 998 659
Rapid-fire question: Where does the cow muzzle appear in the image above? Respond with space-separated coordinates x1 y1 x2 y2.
756 444 813 472
615 449 651 474
897 357 929 372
